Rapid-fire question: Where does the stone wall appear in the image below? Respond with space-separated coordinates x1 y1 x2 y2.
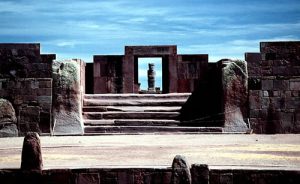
0 167 298 184
92 46 208 94
93 55 123 93
246 41 300 133
177 54 208 92
0 44 53 78
0 44 55 135
0 78 52 135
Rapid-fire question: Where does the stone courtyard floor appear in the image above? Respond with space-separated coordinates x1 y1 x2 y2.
0 134 299 170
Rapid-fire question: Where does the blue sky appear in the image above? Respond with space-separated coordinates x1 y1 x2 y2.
0 1 299 64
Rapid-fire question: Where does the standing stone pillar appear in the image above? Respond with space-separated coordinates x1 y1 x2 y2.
148 63 156 92
21 132 43 171
171 155 191 184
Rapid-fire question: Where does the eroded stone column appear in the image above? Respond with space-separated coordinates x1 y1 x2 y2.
148 63 155 92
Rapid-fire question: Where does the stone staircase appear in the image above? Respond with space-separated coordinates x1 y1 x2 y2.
83 93 223 134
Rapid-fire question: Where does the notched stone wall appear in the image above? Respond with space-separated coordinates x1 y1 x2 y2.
0 44 54 136
246 41 300 133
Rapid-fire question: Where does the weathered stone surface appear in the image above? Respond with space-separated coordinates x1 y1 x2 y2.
0 98 18 137
52 60 84 135
171 155 191 184
21 132 42 171
0 44 53 78
247 41 300 133
0 98 17 124
191 164 209 184
221 59 249 132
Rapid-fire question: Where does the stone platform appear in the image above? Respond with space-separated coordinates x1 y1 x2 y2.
0 134 299 170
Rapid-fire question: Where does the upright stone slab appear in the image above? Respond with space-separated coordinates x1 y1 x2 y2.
220 59 249 132
0 98 18 137
21 132 43 171
52 60 84 135
171 155 191 184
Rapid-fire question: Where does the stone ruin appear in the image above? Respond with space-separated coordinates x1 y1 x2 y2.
0 41 299 136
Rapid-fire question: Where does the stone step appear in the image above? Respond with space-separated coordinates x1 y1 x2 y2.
84 119 181 126
83 99 186 106
83 112 180 120
84 126 223 134
84 93 191 100
82 106 182 112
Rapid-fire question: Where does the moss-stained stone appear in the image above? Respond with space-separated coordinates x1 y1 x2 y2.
221 59 249 132
52 60 83 135
0 98 18 137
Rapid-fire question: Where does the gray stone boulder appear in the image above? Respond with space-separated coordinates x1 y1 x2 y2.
0 98 18 137
221 59 249 132
52 60 84 135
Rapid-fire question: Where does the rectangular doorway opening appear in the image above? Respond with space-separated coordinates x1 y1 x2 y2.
137 57 162 93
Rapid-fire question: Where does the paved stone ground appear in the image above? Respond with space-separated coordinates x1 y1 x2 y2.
0 134 299 170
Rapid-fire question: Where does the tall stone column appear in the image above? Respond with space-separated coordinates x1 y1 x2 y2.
147 63 155 92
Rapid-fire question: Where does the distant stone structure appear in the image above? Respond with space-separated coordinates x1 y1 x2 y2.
0 42 299 135
92 46 208 93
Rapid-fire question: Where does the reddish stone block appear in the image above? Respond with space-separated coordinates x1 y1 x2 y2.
290 81 300 90
274 80 289 90
261 80 273 90
77 173 100 184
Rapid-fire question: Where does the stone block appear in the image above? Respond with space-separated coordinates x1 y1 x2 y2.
290 81 300 90
249 91 262 109
77 173 100 184
286 97 300 109
261 80 273 90
273 80 289 90
248 78 261 90
263 91 269 97
220 173 233 184
280 112 294 131
37 95 51 103
191 164 209 184
37 88 52 96
250 118 263 133
117 171 134 184
274 91 280 97
210 172 220 184
292 91 300 97
38 80 52 88
261 67 273 76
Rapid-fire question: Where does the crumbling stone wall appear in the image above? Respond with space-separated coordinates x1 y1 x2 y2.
246 41 300 133
0 78 52 135
0 44 54 135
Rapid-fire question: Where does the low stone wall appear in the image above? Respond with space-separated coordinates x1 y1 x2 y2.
0 167 299 184
0 78 52 135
